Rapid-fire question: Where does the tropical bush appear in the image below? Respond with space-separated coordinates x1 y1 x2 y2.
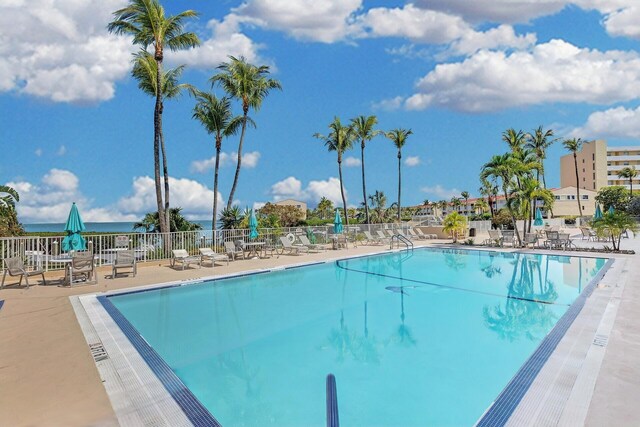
491 209 513 229
257 203 304 227
592 212 638 251
443 212 467 242
627 196 640 216
595 186 630 212
133 208 202 232
0 185 24 236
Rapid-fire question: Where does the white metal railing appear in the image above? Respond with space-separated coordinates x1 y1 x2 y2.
0 223 414 273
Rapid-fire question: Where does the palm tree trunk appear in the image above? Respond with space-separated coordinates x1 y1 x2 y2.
227 110 248 210
504 187 521 245
212 136 222 233
397 150 402 221
154 54 167 234
573 153 583 216
338 154 349 226
160 120 170 233
361 142 369 224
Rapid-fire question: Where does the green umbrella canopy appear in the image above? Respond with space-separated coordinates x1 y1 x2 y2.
306 226 316 244
534 207 543 226
333 209 343 234
594 204 603 219
62 202 86 251
608 205 615 215
249 209 259 240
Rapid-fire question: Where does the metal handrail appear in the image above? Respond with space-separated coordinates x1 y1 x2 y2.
326 374 339 427
390 234 413 251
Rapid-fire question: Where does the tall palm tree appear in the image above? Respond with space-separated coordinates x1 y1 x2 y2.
131 50 191 231
0 185 19 209
351 115 381 224
386 128 413 221
191 90 245 231
108 0 200 234
525 126 556 188
211 56 282 209
502 128 526 154
479 177 498 219
316 197 334 220
562 138 584 216
314 117 355 225
369 190 387 223
617 166 638 197
422 198 429 206
461 191 470 216
450 197 462 213
481 153 527 245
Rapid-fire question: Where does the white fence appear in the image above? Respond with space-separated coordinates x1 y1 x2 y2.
0 223 413 273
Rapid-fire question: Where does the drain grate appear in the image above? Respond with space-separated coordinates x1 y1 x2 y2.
89 342 109 362
593 334 609 347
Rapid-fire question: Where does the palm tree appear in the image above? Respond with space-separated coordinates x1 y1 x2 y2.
351 115 381 224
211 56 282 209
0 185 23 236
525 126 556 188
316 197 334 220
461 191 470 216
369 190 387 223
108 0 200 234
562 138 584 216
502 128 526 154
133 208 202 232
479 177 497 218
314 117 355 225
422 198 429 206
191 90 245 231
386 128 413 221
481 153 527 245
219 206 245 230
450 197 462 213
131 50 192 231
443 212 467 243
0 185 19 209
617 166 638 197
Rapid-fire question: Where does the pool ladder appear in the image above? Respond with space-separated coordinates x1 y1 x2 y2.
326 374 339 427
390 234 413 251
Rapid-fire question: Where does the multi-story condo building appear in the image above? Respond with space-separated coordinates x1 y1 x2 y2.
560 139 640 191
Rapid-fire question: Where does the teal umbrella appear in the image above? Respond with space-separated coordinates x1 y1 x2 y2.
62 202 86 252
608 205 615 215
534 207 543 226
333 209 343 234
306 226 316 244
594 204 603 219
249 209 258 240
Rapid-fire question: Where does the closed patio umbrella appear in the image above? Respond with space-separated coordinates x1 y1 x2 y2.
533 207 543 226
608 205 615 215
62 202 86 252
594 204 603 219
249 209 258 240
333 209 343 234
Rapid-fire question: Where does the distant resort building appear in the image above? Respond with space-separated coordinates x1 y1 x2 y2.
560 139 640 191
274 199 307 220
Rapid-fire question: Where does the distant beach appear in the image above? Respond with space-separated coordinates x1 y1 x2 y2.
24 221 213 233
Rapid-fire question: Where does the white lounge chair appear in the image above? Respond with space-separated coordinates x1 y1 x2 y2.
407 229 425 240
112 250 136 278
224 241 245 260
376 230 392 243
363 231 383 245
1 257 46 289
171 249 201 270
279 236 309 255
199 247 229 266
298 235 324 252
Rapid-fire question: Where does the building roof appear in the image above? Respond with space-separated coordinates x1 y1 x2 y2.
274 199 306 204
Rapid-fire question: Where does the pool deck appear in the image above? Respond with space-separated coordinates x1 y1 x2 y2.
1 234 639 426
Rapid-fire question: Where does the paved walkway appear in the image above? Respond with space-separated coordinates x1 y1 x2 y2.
0 235 638 426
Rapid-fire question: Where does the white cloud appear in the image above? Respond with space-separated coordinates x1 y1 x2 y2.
171 14 265 68
191 151 261 173
568 105 640 138
43 168 78 192
34 148 42 157
412 0 567 24
56 145 67 156
405 156 421 166
344 156 361 167
447 24 536 57
234 0 363 43
399 39 640 112
0 0 134 103
421 184 461 200
372 96 404 111
253 201 266 211
270 176 345 205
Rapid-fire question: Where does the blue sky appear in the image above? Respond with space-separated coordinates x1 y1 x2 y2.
3 1 640 223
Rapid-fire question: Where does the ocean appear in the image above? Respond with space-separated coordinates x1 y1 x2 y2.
24 221 214 233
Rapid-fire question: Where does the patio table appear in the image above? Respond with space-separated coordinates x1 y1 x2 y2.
243 242 265 258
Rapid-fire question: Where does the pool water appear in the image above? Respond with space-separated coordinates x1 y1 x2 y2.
109 249 608 426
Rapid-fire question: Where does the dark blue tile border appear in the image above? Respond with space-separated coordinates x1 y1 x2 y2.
97 296 221 427
476 257 615 427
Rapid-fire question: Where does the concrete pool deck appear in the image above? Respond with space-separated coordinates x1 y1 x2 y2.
0 235 638 426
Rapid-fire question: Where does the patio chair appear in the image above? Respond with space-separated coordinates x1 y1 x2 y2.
279 236 309 255
408 228 426 240
363 231 382 245
523 233 539 249
376 230 392 244
112 250 137 278
199 248 230 266
544 231 562 249
580 227 597 241
299 235 324 252
171 249 201 270
486 230 503 247
224 241 245 261
1 257 46 289
69 251 98 285
501 230 515 246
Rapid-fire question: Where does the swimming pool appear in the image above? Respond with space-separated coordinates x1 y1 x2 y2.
104 248 609 426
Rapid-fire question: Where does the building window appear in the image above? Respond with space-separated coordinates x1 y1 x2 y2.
583 177 586 181
625 151 629 155
582 158 585 163
624 162 629 165
582 195 589 200
592 162 595 170
555 196 561 200
594 183 596 189
592 153 595 161
607 162 611 166
593 172 595 179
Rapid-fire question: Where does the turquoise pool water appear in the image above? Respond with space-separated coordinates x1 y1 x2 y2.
109 249 608 426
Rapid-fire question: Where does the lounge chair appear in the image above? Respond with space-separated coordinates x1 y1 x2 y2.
363 231 383 245
486 230 504 247
414 228 436 239
112 250 137 278
69 251 98 285
171 249 201 270
580 227 597 241
1 257 46 289
279 236 309 255
298 235 324 252
224 241 245 260
199 247 229 266
376 230 392 244
408 229 426 240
